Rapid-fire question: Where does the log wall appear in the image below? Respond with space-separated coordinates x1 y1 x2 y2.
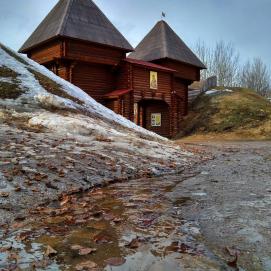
72 63 115 102
27 40 62 64
154 59 200 82
66 39 125 66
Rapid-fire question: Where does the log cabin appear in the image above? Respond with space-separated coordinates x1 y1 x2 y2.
19 0 206 138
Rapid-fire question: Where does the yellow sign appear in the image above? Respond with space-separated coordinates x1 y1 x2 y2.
150 71 158 89
151 113 161 127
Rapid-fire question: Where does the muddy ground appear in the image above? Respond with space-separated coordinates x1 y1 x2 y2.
1 141 271 271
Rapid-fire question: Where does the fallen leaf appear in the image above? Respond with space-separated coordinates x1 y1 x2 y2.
112 217 122 224
75 260 97 271
225 247 240 269
58 169 66 177
104 257 126 266
46 182 58 190
8 252 20 263
0 192 9 197
227 256 239 269
60 195 70 206
103 213 115 221
34 173 47 181
45 245 57 257
14 186 21 192
79 247 97 256
126 238 140 249
0 246 12 252
93 233 111 244
71 245 97 256
71 245 83 251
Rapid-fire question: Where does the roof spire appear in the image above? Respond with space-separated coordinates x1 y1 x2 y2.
129 20 206 69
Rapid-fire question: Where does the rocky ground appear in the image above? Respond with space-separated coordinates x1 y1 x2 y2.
0 121 202 226
1 141 270 271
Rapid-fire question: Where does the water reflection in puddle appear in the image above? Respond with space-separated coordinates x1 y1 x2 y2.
0 176 225 270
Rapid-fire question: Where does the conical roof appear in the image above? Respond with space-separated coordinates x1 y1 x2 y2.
129 20 206 69
19 0 133 53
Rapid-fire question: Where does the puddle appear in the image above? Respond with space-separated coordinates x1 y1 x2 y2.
0 176 226 270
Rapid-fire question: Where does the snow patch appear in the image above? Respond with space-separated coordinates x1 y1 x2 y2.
0 78 14 84
0 46 166 141
28 112 126 137
205 89 233 95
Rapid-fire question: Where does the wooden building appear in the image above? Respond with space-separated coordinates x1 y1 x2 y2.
19 0 206 138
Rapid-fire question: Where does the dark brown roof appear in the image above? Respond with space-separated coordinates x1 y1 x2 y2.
125 58 176 73
104 89 132 99
129 20 206 69
19 0 133 53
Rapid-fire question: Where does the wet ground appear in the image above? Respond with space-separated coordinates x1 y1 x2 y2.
1 141 271 270
0 122 199 226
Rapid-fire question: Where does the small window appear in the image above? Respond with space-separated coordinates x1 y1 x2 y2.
151 113 161 127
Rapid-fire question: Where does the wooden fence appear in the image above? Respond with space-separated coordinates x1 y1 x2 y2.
188 76 217 104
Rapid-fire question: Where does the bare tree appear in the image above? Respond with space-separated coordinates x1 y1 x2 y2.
194 40 240 86
212 41 240 86
194 39 213 80
239 58 270 97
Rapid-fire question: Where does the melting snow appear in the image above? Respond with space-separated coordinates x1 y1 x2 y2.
205 89 233 95
0 46 165 140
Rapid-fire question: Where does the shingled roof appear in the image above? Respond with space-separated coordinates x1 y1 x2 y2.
129 20 206 69
19 0 133 53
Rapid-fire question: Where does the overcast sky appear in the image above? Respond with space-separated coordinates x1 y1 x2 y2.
1 0 271 65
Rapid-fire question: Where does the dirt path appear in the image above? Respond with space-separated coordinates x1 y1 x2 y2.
1 141 271 270
173 141 271 271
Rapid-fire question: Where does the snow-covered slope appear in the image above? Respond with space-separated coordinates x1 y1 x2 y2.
0 44 165 139
0 44 202 224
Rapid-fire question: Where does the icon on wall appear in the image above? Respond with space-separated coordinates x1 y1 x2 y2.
151 113 161 127
150 71 158 90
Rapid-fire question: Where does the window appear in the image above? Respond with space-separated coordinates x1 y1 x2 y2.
151 113 161 127
150 71 158 89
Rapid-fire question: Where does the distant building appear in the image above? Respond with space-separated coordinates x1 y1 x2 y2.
19 0 205 138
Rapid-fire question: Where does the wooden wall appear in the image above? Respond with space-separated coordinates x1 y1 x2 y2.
27 40 62 64
154 59 200 82
72 63 115 102
174 78 188 116
66 39 125 66
105 99 120 114
26 38 126 67
115 62 129 90
132 66 172 105
141 100 170 138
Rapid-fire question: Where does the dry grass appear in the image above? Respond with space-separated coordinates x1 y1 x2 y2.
29 68 84 105
0 82 24 99
177 88 271 140
0 64 24 99
95 134 113 142
0 66 18 78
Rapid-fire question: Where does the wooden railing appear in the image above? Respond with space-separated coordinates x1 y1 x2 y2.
188 76 217 104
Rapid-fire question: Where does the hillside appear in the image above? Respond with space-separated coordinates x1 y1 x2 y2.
0 44 202 224
177 87 271 140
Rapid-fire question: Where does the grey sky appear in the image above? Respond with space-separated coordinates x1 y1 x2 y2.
1 0 271 65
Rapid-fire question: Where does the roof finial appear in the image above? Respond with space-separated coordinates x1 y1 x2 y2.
161 12 166 20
